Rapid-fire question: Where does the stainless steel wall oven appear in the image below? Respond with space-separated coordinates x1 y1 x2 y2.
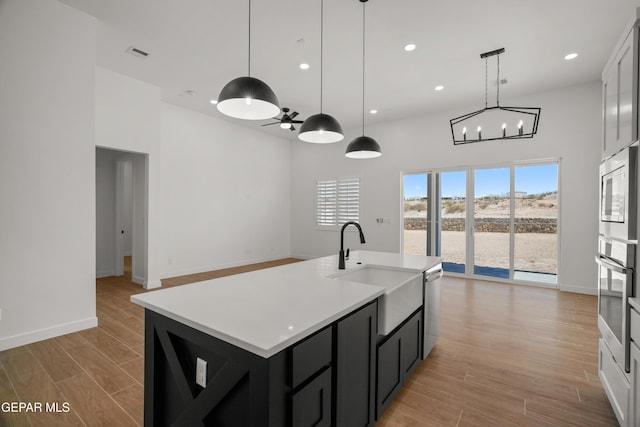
597 237 635 372
598 145 638 373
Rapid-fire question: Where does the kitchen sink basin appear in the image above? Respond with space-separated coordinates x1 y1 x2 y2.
330 266 423 335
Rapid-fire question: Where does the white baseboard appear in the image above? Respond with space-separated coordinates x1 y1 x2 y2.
559 284 597 295
159 254 294 280
144 279 162 289
289 253 315 260
0 317 98 352
96 269 115 278
132 275 145 286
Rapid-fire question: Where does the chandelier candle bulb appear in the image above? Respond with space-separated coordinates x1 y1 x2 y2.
518 120 523 136
502 123 506 137
463 127 467 141
477 126 482 140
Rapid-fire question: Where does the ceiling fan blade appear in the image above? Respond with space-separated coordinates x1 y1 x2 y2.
291 120 304 124
289 111 299 119
261 122 279 127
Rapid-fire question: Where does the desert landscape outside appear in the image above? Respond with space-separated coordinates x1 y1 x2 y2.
403 164 558 283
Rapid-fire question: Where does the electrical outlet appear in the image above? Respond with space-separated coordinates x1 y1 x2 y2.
196 357 207 387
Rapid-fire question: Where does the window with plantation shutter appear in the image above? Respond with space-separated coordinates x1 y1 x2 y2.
316 178 360 227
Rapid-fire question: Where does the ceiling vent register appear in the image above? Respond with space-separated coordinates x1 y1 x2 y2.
125 46 149 59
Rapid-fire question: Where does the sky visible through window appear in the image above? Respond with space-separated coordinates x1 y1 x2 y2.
404 165 558 199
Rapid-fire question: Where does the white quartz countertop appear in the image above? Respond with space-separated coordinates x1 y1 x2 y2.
131 250 441 358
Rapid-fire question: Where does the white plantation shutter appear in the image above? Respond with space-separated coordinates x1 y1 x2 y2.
316 180 337 226
337 178 359 223
316 178 359 226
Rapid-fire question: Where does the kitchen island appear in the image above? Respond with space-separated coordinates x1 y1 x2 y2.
132 250 441 427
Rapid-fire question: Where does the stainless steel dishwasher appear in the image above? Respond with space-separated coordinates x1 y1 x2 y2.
423 263 443 358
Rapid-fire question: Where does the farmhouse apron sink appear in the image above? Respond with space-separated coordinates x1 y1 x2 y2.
330 265 423 335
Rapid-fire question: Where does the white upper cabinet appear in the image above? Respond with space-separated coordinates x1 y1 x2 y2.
603 10 640 159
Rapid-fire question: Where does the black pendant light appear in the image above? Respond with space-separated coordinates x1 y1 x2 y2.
217 0 280 120
298 0 344 143
345 0 381 159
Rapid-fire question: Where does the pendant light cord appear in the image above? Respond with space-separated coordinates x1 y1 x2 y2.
496 53 500 107
361 0 366 136
248 0 251 76
484 57 488 109
320 0 324 113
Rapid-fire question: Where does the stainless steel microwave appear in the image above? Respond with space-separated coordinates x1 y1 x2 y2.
599 145 637 241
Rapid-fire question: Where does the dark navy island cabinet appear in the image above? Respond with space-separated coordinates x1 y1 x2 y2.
376 308 423 417
143 300 378 427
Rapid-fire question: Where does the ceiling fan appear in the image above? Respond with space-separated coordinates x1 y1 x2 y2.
262 108 304 131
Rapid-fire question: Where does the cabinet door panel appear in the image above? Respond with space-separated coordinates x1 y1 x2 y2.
599 339 630 425
603 31 636 158
617 40 634 146
402 311 423 379
336 301 377 427
632 342 640 427
376 334 402 416
292 367 332 427
291 326 332 388
604 67 618 155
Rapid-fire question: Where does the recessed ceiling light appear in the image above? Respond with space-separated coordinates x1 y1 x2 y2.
564 52 578 60
299 63 310 70
434 85 444 91
370 109 378 114
404 43 416 52
210 99 218 104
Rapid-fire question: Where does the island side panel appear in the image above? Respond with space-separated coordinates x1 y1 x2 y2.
143 310 288 427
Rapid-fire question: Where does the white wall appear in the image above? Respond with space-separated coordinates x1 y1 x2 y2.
96 148 117 277
96 68 291 280
159 103 291 277
0 0 97 350
290 82 602 294
122 159 134 256
130 153 148 284
95 67 162 287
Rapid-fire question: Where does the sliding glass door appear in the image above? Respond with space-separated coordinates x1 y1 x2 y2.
403 173 429 256
439 171 466 274
513 164 558 284
402 161 559 286
473 167 511 279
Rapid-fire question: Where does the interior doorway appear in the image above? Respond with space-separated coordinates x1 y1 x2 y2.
96 147 149 286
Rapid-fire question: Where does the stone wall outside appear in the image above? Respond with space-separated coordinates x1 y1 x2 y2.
403 217 557 233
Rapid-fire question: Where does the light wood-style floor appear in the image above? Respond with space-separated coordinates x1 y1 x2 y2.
0 258 617 426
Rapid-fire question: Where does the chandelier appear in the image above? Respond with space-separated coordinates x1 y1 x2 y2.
450 48 541 145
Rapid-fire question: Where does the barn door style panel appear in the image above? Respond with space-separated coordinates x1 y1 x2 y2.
144 311 288 427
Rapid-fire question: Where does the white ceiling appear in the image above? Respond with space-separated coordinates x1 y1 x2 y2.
61 0 640 139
